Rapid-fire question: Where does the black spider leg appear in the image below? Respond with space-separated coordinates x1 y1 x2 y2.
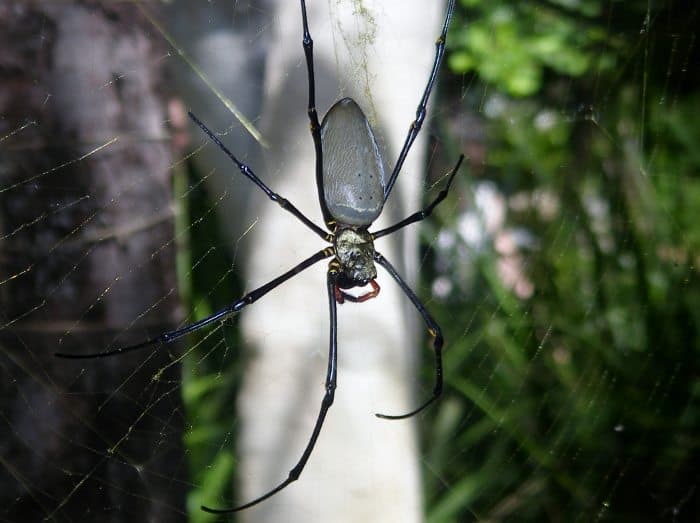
373 252 443 420
188 111 331 242
202 267 340 513
383 0 456 201
374 154 464 240
300 0 332 226
55 248 333 359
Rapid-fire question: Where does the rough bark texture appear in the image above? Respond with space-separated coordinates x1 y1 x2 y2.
0 3 186 521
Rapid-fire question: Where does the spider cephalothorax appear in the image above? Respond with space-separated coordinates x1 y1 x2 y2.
334 227 376 285
332 226 380 303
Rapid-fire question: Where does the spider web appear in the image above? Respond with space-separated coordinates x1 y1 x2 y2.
1 1 698 523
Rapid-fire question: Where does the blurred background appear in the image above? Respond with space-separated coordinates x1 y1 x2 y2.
1 1 698 522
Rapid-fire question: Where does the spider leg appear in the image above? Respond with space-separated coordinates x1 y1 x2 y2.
372 252 443 420
202 267 340 513
55 248 333 359
300 0 333 225
383 0 456 201
188 111 331 242
373 154 464 240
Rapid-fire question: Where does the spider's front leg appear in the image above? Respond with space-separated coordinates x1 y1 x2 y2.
202 266 341 514
55 249 333 359
372 252 444 420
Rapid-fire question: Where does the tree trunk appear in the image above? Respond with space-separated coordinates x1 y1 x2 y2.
0 3 186 521
236 2 445 521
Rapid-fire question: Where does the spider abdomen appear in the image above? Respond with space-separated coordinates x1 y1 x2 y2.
321 98 386 226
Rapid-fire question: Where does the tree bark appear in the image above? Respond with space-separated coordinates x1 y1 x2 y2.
0 3 186 521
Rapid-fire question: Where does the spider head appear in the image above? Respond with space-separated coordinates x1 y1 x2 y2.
333 227 376 288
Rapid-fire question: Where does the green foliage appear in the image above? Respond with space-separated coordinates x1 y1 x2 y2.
423 0 700 521
448 0 607 96
174 164 244 522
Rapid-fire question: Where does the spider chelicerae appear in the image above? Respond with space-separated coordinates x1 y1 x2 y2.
57 0 463 513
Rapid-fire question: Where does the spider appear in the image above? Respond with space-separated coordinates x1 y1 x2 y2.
57 0 462 513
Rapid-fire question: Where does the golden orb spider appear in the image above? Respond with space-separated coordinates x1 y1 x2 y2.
57 0 462 513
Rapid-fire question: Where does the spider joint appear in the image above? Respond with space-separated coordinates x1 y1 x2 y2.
328 259 341 273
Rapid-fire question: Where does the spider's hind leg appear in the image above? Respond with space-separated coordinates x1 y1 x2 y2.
188 111 330 241
382 0 457 201
373 154 464 240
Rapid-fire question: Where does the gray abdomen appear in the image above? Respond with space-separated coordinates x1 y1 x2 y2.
320 98 386 226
